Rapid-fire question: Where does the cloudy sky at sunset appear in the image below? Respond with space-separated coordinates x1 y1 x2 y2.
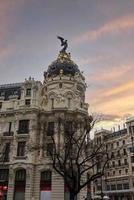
0 0 134 129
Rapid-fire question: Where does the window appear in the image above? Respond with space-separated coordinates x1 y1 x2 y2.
113 171 115 175
107 185 110 191
125 169 128 174
0 102 2 109
112 161 115 167
47 122 54 136
41 171 51 182
4 143 10 162
9 122 12 133
64 121 72 135
123 149 127 155
18 120 29 134
51 98 54 109
3 122 13 136
0 169 9 181
131 156 134 163
117 150 120 156
123 183 129 189
117 141 119 147
25 99 31 106
119 170 121 175
117 184 122 190
129 125 134 134
46 143 53 156
26 88 31 96
15 169 26 181
129 126 131 133
124 158 128 165
132 126 134 133
17 141 26 157
123 140 125 145
118 160 121 166
111 184 116 190
107 172 110 176
111 152 114 158
129 147 134 152
40 171 52 192
59 83 62 88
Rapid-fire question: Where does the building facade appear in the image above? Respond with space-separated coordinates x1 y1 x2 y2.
0 50 89 200
94 117 134 200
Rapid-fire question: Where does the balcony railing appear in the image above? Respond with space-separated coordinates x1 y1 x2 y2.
3 132 14 136
17 129 29 134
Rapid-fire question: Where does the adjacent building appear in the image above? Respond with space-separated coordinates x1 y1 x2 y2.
94 117 134 200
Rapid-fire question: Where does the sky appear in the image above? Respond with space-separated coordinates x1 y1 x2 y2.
0 0 134 130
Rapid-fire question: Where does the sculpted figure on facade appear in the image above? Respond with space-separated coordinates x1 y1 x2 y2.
56 93 65 103
41 94 48 107
74 93 82 108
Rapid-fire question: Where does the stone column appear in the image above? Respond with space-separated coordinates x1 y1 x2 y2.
25 167 33 200
32 166 41 200
51 171 64 200
7 167 15 200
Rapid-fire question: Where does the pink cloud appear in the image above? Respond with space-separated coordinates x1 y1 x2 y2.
88 63 134 82
0 44 16 60
0 0 25 41
73 15 134 43
87 80 134 118
75 54 112 65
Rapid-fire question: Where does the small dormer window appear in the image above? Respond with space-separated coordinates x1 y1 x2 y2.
26 88 31 96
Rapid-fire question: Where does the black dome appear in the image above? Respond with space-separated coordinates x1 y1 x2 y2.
47 52 80 77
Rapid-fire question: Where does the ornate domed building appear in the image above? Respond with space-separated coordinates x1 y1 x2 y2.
0 38 89 200
41 50 88 112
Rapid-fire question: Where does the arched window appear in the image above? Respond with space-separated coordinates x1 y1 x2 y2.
40 171 52 200
14 169 26 200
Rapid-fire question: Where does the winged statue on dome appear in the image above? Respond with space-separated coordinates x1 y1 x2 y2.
57 36 68 53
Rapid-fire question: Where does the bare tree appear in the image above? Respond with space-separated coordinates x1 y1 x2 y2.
29 115 109 200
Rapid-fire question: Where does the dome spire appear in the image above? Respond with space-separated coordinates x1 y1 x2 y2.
57 36 68 53
45 37 80 78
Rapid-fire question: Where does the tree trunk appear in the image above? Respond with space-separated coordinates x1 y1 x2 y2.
70 192 76 200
